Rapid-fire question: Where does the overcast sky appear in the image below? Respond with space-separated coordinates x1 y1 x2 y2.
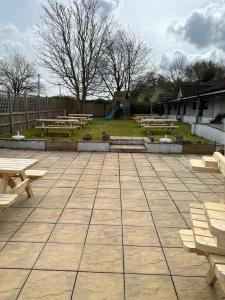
0 0 224 95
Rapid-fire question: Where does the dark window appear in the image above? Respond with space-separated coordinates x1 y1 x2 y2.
192 101 197 111
203 100 209 110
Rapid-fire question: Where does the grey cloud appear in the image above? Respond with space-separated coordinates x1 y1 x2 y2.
0 23 35 59
168 2 225 51
98 0 120 17
159 50 188 71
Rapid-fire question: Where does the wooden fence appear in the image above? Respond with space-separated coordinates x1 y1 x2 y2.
0 92 112 135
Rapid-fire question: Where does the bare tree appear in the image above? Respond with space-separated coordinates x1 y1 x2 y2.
168 53 187 88
0 50 38 95
39 0 111 111
100 27 150 99
185 59 225 84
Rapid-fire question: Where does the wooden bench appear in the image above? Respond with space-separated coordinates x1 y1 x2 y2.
12 169 47 181
36 125 79 137
143 125 179 134
0 194 18 208
36 119 80 137
25 170 48 180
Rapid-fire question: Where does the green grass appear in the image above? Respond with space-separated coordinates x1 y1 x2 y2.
1 119 209 143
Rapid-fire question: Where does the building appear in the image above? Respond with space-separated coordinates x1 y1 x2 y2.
156 77 225 124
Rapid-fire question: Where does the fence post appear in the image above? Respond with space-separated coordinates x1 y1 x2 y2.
46 97 49 118
8 91 14 134
37 74 41 119
25 93 29 129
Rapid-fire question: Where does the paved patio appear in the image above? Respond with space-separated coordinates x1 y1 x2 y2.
0 149 224 300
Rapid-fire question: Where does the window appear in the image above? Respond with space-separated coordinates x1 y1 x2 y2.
203 100 209 110
192 101 197 111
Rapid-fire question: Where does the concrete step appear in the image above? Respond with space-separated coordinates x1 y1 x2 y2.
202 156 218 168
110 136 145 145
110 144 146 153
190 159 220 173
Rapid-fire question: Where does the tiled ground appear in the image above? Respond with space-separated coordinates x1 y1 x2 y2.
0 149 224 300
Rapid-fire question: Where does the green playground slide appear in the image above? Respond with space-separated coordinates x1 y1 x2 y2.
105 106 120 120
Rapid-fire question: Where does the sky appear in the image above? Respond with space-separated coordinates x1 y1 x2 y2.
0 0 224 95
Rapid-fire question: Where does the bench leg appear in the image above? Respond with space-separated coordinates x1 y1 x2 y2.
19 172 33 198
8 178 17 189
0 175 9 193
206 266 217 286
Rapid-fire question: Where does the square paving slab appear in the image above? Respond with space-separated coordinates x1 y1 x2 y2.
0 149 223 300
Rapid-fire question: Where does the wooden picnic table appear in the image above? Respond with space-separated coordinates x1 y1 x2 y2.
36 119 80 137
0 158 38 198
180 152 225 294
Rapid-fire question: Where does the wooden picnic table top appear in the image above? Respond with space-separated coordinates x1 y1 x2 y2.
37 119 79 123
141 118 177 123
69 114 93 117
0 158 38 173
57 116 88 120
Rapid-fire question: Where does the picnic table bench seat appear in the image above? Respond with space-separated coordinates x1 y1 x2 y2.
142 125 179 129
17 169 48 181
35 125 80 137
190 153 225 174
0 194 17 208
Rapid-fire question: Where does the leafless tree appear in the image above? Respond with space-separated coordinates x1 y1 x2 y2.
0 50 38 95
100 27 150 99
39 0 111 111
168 53 187 87
185 59 225 84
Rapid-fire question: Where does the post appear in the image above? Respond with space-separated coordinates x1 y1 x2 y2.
25 93 29 129
46 97 49 118
37 74 41 118
8 91 14 134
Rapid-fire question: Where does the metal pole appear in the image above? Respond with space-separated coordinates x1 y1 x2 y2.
37 74 41 118
8 91 14 134
25 93 29 129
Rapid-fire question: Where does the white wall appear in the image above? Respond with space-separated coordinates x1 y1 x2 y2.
192 124 225 144
162 115 177 119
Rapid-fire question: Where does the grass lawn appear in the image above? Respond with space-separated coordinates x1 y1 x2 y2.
1 119 209 143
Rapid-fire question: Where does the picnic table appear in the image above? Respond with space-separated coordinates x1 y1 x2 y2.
140 119 179 133
36 119 80 137
180 152 225 295
0 158 38 198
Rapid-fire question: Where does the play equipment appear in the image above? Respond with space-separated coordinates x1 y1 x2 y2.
105 105 120 120
105 91 131 120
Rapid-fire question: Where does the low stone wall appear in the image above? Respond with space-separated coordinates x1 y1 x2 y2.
0 139 45 150
78 141 109 152
182 143 216 154
46 140 77 152
0 138 216 154
145 142 182 154
192 124 225 145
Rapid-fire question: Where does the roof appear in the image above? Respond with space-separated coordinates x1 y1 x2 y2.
200 77 225 94
158 92 178 103
158 76 225 103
